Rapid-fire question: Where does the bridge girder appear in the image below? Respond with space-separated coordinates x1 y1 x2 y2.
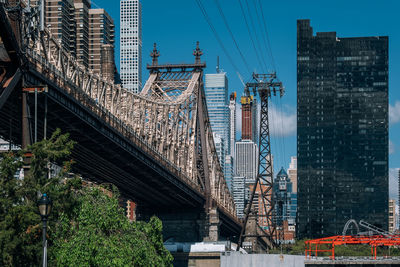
0 2 241 240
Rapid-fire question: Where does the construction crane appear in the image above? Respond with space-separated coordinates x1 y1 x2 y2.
237 73 284 251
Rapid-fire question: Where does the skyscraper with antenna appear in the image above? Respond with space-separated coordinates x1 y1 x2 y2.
205 58 231 188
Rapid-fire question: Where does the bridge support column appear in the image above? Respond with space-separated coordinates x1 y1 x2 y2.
22 91 32 176
204 206 220 242
242 210 261 253
137 206 221 242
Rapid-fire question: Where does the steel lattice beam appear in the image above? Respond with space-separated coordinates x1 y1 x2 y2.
11 4 237 222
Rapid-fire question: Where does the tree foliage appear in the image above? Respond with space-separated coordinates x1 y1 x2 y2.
52 187 173 266
0 130 173 266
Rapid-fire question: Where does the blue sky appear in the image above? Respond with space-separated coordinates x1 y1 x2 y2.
94 0 400 199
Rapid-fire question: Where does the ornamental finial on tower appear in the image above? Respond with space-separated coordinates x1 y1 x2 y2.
150 43 160 66
193 41 203 64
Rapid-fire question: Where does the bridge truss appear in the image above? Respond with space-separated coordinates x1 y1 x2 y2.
0 2 236 229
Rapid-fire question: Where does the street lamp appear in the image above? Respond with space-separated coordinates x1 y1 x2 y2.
38 193 52 267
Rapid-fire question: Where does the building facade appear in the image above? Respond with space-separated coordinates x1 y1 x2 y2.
43 0 76 56
287 156 297 193
232 176 245 218
240 96 258 143
212 133 225 175
225 92 237 191
389 199 396 233
235 140 258 183
205 69 232 187
235 140 259 218
229 92 237 158
120 0 142 93
89 8 115 75
34 0 116 79
205 71 229 151
297 19 389 238
74 0 91 68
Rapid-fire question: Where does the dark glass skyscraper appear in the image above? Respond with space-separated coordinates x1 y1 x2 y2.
297 20 388 238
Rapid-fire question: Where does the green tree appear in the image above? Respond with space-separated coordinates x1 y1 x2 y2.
0 130 173 266
0 129 76 266
52 187 173 267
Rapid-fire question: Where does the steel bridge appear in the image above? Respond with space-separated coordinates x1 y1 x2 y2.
0 2 241 242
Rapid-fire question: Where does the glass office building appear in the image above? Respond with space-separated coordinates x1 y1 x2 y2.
297 20 389 238
205 70 231 187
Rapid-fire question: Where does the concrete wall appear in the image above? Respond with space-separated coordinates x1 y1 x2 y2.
220 252 305 267
172 252 220 267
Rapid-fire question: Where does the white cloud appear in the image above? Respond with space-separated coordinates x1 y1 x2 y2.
268 103 296 137
389 101 400 124
390 140 395 155
389 168 399 204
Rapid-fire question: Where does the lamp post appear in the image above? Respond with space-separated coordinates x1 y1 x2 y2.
38 193 52 267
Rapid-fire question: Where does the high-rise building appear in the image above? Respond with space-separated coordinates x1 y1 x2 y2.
389 199 396 233
205 70 229 149
240 96 258 143
43 0 76 56
234 140 259 218
229 92 237 157
33 1 115 78
89 8 115 75
287 156 297 193
297 19 389 238
235 140 258 183
224 92 237 191
241 95 252 141
232 176 245 218
205 66 232 187
225 155 233 191
74 0 91 68
100 44 116 81
120 0 142 93
213 133 225 174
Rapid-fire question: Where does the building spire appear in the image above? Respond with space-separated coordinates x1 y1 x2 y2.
150 43 160 66
193 41 203 64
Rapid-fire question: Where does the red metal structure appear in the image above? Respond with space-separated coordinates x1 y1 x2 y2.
305 235 400 260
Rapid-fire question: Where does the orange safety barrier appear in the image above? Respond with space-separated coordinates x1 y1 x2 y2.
305 235 400 260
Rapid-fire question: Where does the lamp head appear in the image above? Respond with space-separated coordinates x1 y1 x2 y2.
38 193 52 217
